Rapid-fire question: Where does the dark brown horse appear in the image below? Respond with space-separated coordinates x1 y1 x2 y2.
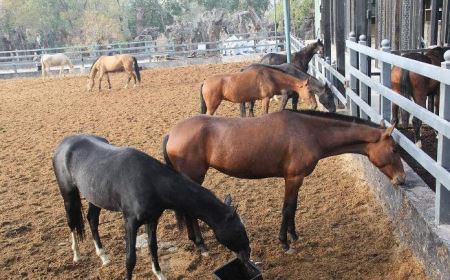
240 63 336 116
391 46 448 147
200 65 316 116
163 110 405 252
260 39 324 72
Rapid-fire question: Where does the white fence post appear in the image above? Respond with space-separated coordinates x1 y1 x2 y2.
358 34 370 120
348 32 359 117
380 39 392 121
436 50 450 225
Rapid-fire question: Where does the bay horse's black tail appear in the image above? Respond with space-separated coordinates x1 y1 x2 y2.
200 83 207 114
399 68 411 127
162 134 186 230
132 56 141 83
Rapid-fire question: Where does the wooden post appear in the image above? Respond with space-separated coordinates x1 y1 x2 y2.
358 34 370 120
380 39 392 121
354 0 368 39
430 0 439 45
349 32 359 117
333 0 346 100
322 0 332 58
325 56 331 81
443 0 450 45
418 0 425 46
436 50 450 225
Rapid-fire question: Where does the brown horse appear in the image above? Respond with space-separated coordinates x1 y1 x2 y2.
163 110 405 252
391 46 448 147
200 65 316 116
260 39 324 72
87 54 141 92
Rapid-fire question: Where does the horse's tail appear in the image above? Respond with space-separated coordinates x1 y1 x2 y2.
132 56 141 83
200 83 207 114
162 134 186 230
64 188 85 241
399 68 412 127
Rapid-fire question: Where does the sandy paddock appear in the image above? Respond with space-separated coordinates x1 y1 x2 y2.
0 63 427 279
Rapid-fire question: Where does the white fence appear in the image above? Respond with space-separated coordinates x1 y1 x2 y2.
0 32 285 76
302 33 450 225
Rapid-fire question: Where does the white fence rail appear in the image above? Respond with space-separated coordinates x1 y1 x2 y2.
303 33 450 225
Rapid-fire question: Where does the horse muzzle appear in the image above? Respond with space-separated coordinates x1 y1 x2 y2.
391 174 406 186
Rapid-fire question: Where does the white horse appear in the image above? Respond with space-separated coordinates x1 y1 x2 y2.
40 53 74 78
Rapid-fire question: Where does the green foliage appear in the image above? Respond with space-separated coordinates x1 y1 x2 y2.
271 0 314 36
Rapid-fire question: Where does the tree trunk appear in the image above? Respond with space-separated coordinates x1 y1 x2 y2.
136 7 144 36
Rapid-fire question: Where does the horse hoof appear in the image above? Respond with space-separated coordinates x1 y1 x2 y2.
284 248 296 255
73 255 82 263
101 255 111 266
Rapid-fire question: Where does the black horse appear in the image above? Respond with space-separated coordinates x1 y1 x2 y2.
53 134 250 280
240 63 336 116
260 39 324 72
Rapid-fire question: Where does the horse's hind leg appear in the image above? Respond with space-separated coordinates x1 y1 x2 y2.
249 101 255 117
278 90 289 111
413 93 427 148
124 74 132 89
124 217 138 280
240 102 247 117
106 74 112 90
291 93 299 111
87 203 110 266
147 219 166 280
262 97 270 114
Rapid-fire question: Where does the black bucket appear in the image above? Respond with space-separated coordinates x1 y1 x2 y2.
214 258 262 280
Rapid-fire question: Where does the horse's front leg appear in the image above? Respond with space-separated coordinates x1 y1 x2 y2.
124 217 138 280
278 90 289 111
391 103 399 127
291 93 299 111
279 175 303 253
261 97 270 114
249 101 255 117
147 219 166 280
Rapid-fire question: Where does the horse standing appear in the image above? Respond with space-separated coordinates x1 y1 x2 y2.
53 135 250 280
41 53 74 78
240 63 336 116
200 65 316 116
87 54 141 92
391 46 448 147
260 39 324 72
163 110 405 252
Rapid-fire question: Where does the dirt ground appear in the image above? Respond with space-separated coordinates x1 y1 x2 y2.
0 63 428 279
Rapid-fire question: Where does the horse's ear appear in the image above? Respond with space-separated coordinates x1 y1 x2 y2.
379 119 386 128
224 194 232 206
383 125 395 137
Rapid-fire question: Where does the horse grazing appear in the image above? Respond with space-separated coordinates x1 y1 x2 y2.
260 39 324 72
87 54 141 92
391 46 448 147
163 110 405 252
240 63 336 116
200 64 316 116
41 53 74 78
53 135 250 280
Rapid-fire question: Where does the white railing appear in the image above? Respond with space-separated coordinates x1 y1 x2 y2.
302 33 450 225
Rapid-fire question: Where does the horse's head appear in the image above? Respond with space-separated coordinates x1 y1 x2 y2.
317 83 336 112
366 122 405 186
214 195 251 262
314 39 324 57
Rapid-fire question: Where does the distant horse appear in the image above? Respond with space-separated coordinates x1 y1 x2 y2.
260 39 324 72
41 53 74 78
391 46 448 147
240 63 336 116
53 135 250 280
163 110 405 252
87 54 141 92
200 65 316 116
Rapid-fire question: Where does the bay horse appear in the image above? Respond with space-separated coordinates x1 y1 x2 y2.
41 53 74 78
163 110 405 252
240 63 336 116
87 54 141 92
53 135 250 280
260 39 324 72
391 46 448 147
200 65 316 116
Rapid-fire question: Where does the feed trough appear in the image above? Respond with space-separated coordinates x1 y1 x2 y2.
214 258 262 280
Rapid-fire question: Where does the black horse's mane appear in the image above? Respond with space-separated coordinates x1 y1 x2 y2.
285 109 380 128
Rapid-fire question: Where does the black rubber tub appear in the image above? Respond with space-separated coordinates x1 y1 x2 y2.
214 258 262 280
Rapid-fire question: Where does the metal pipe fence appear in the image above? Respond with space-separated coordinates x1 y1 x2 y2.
303 33 450 225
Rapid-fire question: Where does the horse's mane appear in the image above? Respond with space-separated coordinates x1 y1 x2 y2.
285 109 380 128
89 56 102 75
